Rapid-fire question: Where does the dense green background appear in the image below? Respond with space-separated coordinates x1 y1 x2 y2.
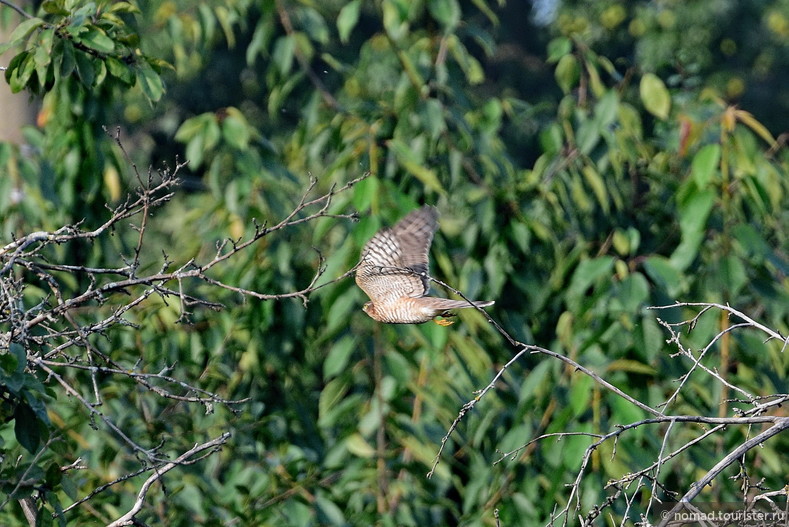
1 0 787 525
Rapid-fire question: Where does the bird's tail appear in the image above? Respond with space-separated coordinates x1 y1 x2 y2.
433 299 495 311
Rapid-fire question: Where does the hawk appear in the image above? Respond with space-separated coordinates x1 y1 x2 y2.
355 206 495 325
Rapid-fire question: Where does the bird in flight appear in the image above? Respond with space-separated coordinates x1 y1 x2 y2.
355 206 494 325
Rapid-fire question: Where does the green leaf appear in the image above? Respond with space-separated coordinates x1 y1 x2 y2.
569 374 593 416
555 54 579 94
316 494 346 523
318 378 350 427
607 359 657 376
643 255 684 298
422 99 446 139
581 165 609 213
41 0 68 15
10 343 26 373
45 462 63 487
272 35 295 75
214 6 236 47
446 35 484 84
14 402 42 453
735 109 776 146
616 272 649 312
388 139 445 194
576 120 600 155
323 336 356 379
640 73 670 119
74 50 95 86
135 61 165 102
352 174 379 211
635 314 663 364
105 57 134 84
344 433 375 458
108 1 142 14
567 256 615 302
35 28 55 65
59 41 76 78
690 144 720 188
382 0 407 41
595 90 619 127
8 51 36 92
719 255 747 297
677 186 715 236
6 17 45 44
546 37 572 62
427 0 460 31
0 352 19 375
246 18 272 64
221 108 251 150
337 0 361 43
76 28 115 53
732 224 771 260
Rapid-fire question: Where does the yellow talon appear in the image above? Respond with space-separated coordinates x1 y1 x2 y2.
434 318 454 326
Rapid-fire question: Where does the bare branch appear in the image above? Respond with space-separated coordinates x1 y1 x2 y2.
105 433 231 527
656 419 789 527
1 137 368 522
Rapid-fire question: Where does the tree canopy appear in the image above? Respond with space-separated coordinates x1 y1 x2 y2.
1 0 787 525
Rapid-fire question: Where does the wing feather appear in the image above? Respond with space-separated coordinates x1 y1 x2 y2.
355 206 438 301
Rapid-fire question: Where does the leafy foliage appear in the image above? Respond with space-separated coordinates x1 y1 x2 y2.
1 0 787 526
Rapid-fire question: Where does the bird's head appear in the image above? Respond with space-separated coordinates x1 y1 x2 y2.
362 301 377 319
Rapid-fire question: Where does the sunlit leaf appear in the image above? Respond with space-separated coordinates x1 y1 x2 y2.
555 54 579 94
640 73 670 119
337 0 361 43
6 17 45 44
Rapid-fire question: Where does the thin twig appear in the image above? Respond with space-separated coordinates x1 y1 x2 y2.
105 433 231 527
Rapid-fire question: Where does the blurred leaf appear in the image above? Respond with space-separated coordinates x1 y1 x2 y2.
734 109 775 146
690 144 720 188
272 35 295 75
581 165 608 212
643 256 685 298
616 272 649 312
566 256 614 305
316 494 346 524
388 139 445 194
345 433 375 458
323 336 356 379
546 37 572 62
718 255 747 297
428 0 460 31
221 108 252 149
318 377 350 427
607 359 656 376
555 54 579 94
640 73 670 119
336 0 361 43
382 0 407 40
671 187 715 270
569 374 593 416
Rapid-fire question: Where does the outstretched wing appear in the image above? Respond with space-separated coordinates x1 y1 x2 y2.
355 206 438 302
